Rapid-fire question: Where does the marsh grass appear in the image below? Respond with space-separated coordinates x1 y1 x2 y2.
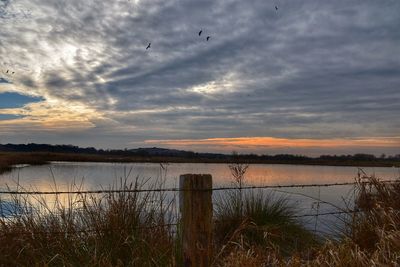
350 173 400 251
218 175 400 266
0 152 50 174
305 175 400 266
213 162 318 265
0 176 177 266
0 162 399 266
214 190 319 260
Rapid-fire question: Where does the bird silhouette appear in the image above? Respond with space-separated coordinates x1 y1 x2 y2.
146 43 151 50
275 6 278 10
198 30 202 36
6 70 9 73
12 72 14 74
206 36 210 41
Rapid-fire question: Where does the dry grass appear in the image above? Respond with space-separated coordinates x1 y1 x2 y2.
214 162 318 265
0 152 49 173
0 164 399 266
0 177 177 266
217 175 400 266
214 190 318 257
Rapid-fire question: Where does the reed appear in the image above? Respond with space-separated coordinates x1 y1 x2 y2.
0 177 177 266
218 174 400 266
0 164 398 266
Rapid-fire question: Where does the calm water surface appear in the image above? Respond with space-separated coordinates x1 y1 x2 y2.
1 162 399 235
1 162 398 189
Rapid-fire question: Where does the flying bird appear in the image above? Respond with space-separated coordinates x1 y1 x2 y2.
206 36 210 41
275 6 278 10
6 70 8 73
146 43 151 50
12 72 14 74
198 30 202 36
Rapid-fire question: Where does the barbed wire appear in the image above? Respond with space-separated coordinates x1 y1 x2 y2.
292 210 359 218
0 172 396 238
0 179 398 195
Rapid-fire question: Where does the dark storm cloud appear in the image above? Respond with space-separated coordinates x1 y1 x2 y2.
19 76 36 88
45 73 68 89
0 0 399 152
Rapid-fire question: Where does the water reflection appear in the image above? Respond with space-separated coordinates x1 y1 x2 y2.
1 162 398 190
0 200 25 218
0 162 398 235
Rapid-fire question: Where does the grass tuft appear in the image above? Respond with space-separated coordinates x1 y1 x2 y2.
214 190 318 259
0 177 177 266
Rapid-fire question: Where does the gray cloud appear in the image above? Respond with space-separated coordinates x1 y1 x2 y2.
0 0 399 154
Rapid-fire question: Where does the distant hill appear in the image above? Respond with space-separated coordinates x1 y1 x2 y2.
0 143 228 159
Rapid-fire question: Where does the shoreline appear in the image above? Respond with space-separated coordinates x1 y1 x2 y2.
1 152 399 174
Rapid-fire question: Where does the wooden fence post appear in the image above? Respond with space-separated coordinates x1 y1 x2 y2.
179 174 213 267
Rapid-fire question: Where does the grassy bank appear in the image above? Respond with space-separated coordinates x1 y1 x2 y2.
1 151 399 175
0 152 50 174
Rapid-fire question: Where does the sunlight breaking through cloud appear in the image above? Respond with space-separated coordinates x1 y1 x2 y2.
0 0 399 153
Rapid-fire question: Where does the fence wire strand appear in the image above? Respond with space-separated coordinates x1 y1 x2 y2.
0 178 397 235
0 179 398 195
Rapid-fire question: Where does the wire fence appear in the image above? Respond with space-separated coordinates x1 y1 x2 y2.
0 178 398 236
0 179 398 195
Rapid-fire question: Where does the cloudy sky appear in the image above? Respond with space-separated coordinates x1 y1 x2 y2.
0 0 399 155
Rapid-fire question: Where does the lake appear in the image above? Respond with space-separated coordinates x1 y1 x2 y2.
1 162 399 235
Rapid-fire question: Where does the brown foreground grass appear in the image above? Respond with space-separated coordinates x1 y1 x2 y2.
0 171 399 266
0 178 177 266
219 175 400 266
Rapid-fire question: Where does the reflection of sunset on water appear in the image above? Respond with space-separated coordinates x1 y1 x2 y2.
242 164 362 186
1 162 398 227
1 162 398 191
0 178 88 212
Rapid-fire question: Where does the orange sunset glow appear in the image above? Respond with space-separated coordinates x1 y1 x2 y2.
146 136 400 152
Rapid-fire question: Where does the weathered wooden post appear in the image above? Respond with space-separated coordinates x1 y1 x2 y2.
179 174 213 267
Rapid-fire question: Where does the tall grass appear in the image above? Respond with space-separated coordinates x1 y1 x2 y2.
1 162 398 266
350 174 400 251
214 162 318 266
218 174 400 266
0 177 177 266
214 190 318 254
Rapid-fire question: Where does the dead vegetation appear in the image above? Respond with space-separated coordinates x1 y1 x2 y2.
0 164 399 266
216 174 400 266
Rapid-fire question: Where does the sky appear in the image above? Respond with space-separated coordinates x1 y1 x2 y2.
0 0 399 156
